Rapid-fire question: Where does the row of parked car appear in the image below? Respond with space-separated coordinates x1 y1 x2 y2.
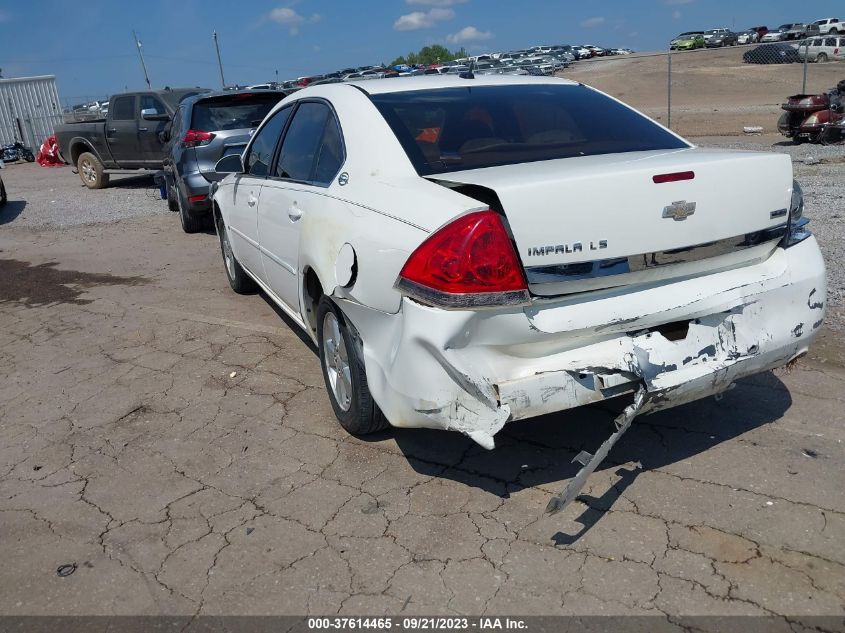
742 36 845 64
670 18 842 51
243 44 633 91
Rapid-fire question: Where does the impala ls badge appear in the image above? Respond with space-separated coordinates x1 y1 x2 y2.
663 200 696 221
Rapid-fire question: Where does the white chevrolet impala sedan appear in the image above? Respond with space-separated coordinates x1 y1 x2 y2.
211 75 826 465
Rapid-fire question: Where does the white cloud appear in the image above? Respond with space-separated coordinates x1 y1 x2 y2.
406 0 468 5
393 7 455 30
580 16 605 28
446 25 493 44
672 10 681 19
268 7 321 35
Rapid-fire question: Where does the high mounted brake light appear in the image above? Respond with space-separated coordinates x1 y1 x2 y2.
395 210 530 309
653 171 695 184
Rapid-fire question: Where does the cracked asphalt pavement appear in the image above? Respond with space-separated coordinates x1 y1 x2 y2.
0 166 844 626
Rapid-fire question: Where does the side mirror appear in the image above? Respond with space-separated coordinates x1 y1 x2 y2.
215 153 245 174
141 108 170 121
158 129 171 143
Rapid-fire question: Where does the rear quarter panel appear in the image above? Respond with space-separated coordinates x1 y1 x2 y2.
55 122 114 166
283 84 489 314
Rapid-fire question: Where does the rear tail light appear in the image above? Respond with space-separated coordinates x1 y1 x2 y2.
783 180 811 248
182 129 215 148
189 194 207 203
395 210 529 309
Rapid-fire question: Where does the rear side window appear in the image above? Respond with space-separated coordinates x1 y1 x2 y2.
825 37 836 46
191 94 285 132
275 102 330 182
372 84 688 176
313 115 345 184
246 107 292 177
140 95 166 115
111 96 135 121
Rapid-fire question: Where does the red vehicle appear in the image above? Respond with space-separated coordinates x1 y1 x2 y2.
750 25 769 39
778 81 845 144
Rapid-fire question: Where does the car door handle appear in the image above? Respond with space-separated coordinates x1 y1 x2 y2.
138 127 149 132
247 193 258 207
288 205 303 221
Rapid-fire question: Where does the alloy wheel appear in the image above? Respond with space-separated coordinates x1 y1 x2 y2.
322 312 352 412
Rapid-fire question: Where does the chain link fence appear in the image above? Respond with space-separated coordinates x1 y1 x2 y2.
562 42 844 138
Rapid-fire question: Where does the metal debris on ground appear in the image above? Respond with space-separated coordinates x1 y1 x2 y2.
56 563 77 578
546 385 647 515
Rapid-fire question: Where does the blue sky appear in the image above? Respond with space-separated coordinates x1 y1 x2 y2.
1 0 842 106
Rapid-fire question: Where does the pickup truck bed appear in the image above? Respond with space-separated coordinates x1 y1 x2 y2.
56 87 208 188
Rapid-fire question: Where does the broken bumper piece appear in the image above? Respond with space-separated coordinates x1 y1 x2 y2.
337 237 826 451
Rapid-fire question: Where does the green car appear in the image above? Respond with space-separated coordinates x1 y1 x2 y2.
670 32 706 50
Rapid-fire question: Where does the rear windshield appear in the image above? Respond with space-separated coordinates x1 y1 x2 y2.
190 94 285 132
160 90 209 108
371 84 688 176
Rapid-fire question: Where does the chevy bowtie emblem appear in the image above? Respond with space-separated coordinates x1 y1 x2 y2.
662 200 696 221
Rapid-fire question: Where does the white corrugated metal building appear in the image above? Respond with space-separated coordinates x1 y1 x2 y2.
0 75 64 148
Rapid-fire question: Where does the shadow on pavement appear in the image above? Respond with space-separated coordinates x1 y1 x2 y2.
252 288 793 543
97 174 156 189
387 370 792 540
0 200 26 225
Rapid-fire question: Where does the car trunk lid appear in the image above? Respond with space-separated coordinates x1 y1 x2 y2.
429 148 793 296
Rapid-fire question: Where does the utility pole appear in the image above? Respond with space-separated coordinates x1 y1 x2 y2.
133 31 152 89
667 49 672 130
213 31 226 89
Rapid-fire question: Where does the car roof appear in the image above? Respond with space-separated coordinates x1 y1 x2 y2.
179 88 288 109
330 74 578 96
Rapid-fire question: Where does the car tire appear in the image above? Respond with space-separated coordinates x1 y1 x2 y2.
0 180 6 206
216 216 256 294
317 296 389 437
176 185 204 233
817 53 829 63
77 152 109 189
166 179 179 212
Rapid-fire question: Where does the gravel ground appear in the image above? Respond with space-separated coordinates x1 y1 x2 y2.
0 162 166 228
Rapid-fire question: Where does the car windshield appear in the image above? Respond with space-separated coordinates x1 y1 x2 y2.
190 93 285 132
372 84 688 176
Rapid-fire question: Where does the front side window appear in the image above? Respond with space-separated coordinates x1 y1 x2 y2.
245 107 292 177
111 96 135 121
372 84 689 176
275 102 330 182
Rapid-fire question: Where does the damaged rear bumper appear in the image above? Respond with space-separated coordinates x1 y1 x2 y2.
338 237 826 449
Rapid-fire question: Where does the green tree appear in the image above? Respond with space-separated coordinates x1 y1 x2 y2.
389 45 468 68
